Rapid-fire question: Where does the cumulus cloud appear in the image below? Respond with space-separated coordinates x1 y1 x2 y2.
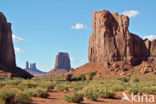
121 10 139 17
14 47 23 53
12 34 25 42
143 35 156 41
71 23 88 30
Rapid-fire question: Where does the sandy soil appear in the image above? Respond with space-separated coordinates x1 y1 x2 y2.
32 90 156 104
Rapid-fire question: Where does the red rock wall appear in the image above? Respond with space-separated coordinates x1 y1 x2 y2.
88 10 149 65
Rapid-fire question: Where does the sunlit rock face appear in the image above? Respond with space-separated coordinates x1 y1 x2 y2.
88 10 149 65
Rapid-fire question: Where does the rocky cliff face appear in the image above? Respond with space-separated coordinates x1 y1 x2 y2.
54 52 71 71
149 39 156 61
88 10 149 65
69 10 156 77
0 12 33 78
44 52 71 76
0 12 16 68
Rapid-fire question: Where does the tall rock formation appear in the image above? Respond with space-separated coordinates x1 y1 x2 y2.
88 10 148 65
0 12 16 68
26 61 29 69
54 52 71 71
149 39 156 61
69 10 156 77
45 52 71 76
0 12 32 78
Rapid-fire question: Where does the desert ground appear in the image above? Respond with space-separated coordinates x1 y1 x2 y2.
1 71 156 104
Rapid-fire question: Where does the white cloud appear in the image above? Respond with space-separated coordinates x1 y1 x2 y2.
70 58 75 62
14 47 23 53
121 10 139 17
143 35 156 41
12 34 25 42
80 59 87 63
71 23 88 30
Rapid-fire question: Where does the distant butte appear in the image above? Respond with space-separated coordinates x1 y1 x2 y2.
44 52 71 76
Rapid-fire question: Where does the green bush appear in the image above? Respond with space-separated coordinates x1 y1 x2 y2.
0 82 5 87
98 87 115 98
84 92 98 101
82 83 115 101
128 84 142 94
0 88 32 104
142 86 156 95
24 87 49 98
0 89 16 104
78 74 86 81
133 78 139 83
15 92 32 104
111 84 125 91
38 80 54 90
88 72 94 80
117 77 129 82
64 93 83 103
56 85 69 91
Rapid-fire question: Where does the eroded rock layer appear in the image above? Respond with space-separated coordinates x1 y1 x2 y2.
88 10 149 65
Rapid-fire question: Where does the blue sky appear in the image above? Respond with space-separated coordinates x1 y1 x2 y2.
0 0 156 72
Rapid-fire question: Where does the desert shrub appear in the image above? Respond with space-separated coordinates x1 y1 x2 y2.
24 87 49 98
142 86 156 94
0 88 32 104
78 74 86 81
117 77 129 82
0 89 16 104
128 83 142 94
0 82 5 87
6 78 22 87
84 91 98 101
88 72 94 80
38 80 54 90
22 80 38 88
111 84 125 91
82 83 115 101
36 88 49 98
67 81 88 91
56 85 69 91
64 93 83 103
82 85 98 101
65 74 73 81
15 92 32 104
24 88 38 97
133 78 139 83
98 86 115 98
